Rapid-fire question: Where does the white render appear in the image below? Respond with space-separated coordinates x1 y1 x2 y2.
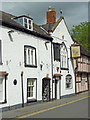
0 14 75 109
51 18 75 99
0 25 52 109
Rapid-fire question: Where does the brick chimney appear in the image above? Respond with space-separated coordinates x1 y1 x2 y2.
47 6 56 24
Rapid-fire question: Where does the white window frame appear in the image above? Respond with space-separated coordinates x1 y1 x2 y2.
24 46 37 67
82 56 87 63
0 76 5 103
23 17 32 30
27 78 37 100
81 74 86 86
61 44 68 69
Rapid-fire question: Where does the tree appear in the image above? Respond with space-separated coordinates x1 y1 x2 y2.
71 21 90 51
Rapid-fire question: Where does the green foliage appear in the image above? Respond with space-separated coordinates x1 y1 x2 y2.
71 21 90 51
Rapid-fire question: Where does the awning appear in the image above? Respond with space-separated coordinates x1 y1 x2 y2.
54 74 63 77
0 72 8 76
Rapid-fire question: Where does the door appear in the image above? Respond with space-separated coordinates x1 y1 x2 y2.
42 78 50 101
55 80 58 99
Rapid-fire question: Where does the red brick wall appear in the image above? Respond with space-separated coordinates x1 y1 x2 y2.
47 9 56 24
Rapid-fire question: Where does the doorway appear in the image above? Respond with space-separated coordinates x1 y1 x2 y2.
42 78 50 101
55 80 58 99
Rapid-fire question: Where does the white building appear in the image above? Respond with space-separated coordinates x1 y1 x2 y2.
41 7 75 99
0 7 75 110
0 11 53 110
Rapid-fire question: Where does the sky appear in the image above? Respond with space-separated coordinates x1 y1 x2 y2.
0 1 89 32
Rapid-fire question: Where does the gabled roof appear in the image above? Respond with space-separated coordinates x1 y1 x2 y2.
72 37 90 57
0 11 53 41
40 16 64 32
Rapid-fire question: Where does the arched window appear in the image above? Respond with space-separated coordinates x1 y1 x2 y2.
66 74 72 89
60 42 68 69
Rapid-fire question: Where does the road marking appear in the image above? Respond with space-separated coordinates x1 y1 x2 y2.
18 96 90 119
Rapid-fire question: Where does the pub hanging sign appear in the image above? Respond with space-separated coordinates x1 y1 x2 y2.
71 42 81 58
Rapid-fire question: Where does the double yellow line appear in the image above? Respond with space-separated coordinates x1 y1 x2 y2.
17 96 89 119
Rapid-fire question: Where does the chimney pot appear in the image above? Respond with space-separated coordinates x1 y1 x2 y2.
52 8 55 11
48 6 52 11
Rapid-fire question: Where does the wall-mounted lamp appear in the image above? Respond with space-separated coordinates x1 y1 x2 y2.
8 30 14 42
45 41 50 50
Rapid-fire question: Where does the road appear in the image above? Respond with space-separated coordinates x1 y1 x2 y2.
18 97 89 119
2 92 89 119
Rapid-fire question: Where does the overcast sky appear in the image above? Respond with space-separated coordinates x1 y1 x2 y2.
0 2 88 32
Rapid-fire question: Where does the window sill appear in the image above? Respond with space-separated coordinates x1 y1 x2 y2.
66 87 73 90
27 98 37 103
54 60 60 62
0 100 7 104
61 68 69 70
25 64 37 68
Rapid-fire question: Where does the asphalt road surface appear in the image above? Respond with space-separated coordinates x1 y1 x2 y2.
19 97 89 118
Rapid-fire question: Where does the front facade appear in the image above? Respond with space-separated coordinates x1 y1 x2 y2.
73 43 90 93
41 7 75 99
0 11 52 109
0 7 78 110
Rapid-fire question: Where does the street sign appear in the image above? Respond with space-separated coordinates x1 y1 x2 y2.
71 42 81 58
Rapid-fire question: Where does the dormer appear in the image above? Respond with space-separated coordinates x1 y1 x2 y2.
13 15 33 31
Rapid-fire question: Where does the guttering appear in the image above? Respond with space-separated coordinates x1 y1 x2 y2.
0 20 53 41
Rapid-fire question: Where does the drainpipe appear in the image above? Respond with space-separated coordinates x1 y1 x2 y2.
21 71 24 107
51 40 53 101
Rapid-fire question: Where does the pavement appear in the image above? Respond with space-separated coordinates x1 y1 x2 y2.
2 91 89 119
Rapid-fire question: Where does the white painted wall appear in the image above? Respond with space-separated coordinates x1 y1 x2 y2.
51 19 75 97
0 25 52 108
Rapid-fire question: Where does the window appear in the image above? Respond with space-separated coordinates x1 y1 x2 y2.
81 74 86 86
24 18 31 30
61 43 68 69
0 40 2 64
24 46 37 67
24 18 28 28
27 80 34 97
27 78 37 100
61 54 67 68
82 56 87 63
66 74 72 89
53 43 60 61
0 73 7 104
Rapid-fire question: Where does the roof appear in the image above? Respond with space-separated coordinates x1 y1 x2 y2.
72 37 90 57
13 15 33 20
0 11 53 41
40 16 64 32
